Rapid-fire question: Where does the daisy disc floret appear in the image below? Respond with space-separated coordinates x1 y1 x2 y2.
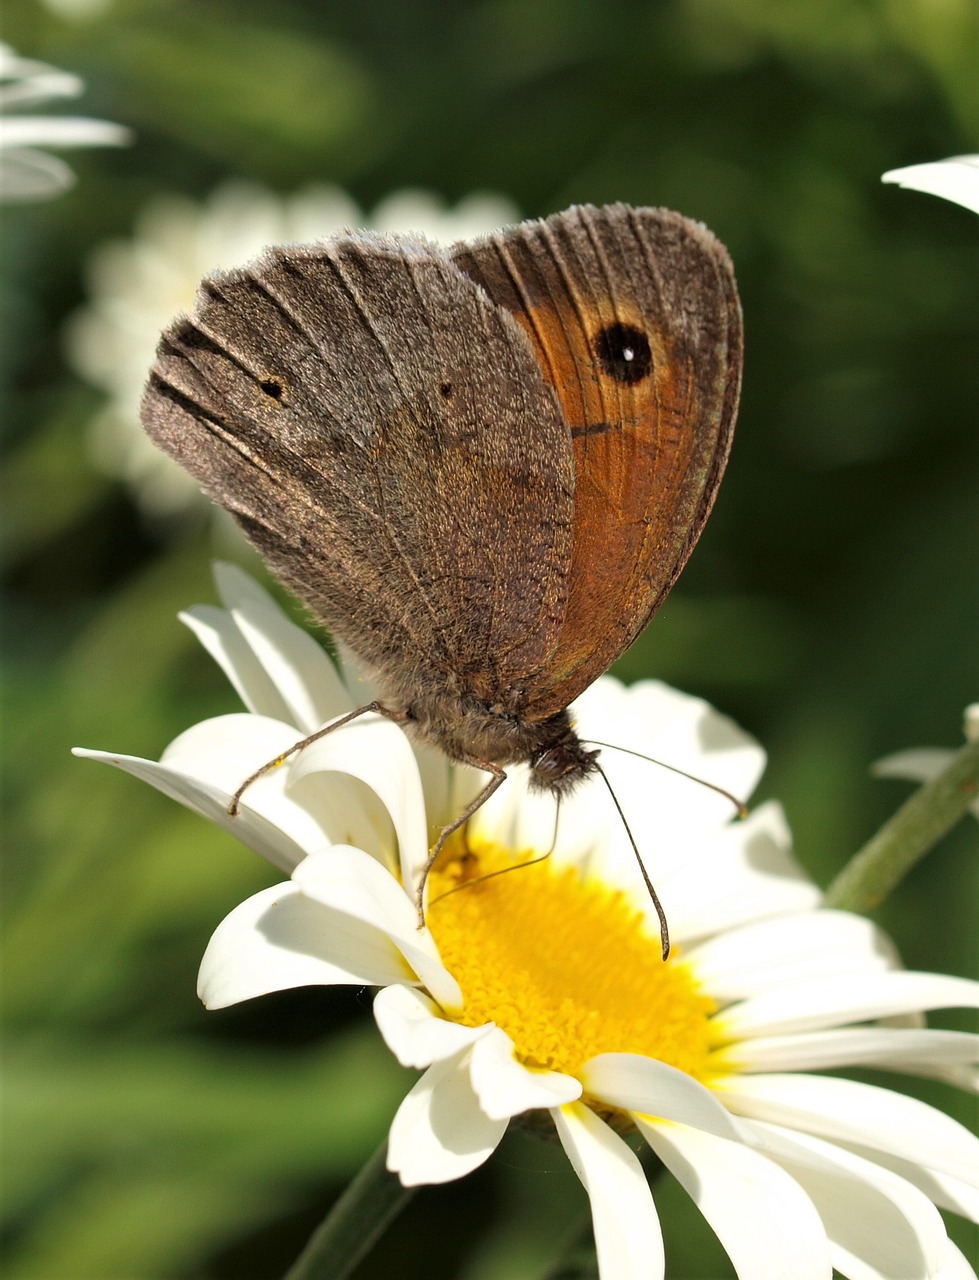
75 565 979 1280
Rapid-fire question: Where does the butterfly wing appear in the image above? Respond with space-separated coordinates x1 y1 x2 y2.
452 203 742 718
141 232 575 707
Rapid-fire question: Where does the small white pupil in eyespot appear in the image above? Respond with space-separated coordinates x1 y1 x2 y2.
623 346 634 361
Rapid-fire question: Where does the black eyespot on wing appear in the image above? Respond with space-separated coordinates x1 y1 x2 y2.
260 377 285 400
593 323 652 385
439 381 453 400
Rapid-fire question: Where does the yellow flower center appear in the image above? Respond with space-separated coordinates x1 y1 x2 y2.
427 837 715 1080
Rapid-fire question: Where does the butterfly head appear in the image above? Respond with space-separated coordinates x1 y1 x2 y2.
528 717 600 797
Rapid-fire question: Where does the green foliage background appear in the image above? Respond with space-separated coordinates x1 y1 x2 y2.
2 1 976 1276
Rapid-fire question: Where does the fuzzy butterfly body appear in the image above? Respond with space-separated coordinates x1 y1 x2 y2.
142 203 742 894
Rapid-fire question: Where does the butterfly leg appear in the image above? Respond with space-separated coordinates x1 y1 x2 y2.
414 758 507 925
227 700 409 816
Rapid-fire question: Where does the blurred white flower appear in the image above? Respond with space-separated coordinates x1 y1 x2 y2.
882 155 979 216
75 566 979 1280
40 0 113 20
875 704 979 820
0 42 130 201
64 183 520 517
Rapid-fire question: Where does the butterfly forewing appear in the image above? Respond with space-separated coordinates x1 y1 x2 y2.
452 204 742 718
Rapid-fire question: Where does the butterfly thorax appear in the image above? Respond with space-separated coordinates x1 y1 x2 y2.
402 692 600 797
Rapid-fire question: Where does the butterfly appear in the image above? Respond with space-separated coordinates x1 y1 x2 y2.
142 203 743 954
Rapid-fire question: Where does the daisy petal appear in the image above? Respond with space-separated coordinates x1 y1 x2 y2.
469 1027 582 1119
181 602 293 724
685 910 895 1001
387 1050 507 1185
582 1052 743 1141
294 848 461 1008
1 116 130 147
834 1144 979 1225
719 1027 979 1080
73 735 316 873
716 972 979 1041
743 1120 950 1280
667 801 822 942
1 147 75 199
636 1117 831 1280
290 715 429 889
936 1239 978 1280
223 602 351 737
374 984 487 1068
882 156 979 215
160 712 394 862
197 880 418 1008
874 748 955 785
717 1074 979 1184
552 1102 664 1280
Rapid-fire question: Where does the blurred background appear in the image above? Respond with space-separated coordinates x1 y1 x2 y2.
2 1 976 1276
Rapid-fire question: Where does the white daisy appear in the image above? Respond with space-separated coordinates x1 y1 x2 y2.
74 566 979 1280
882 155 979 216
0 42 130 201
63 183 520 516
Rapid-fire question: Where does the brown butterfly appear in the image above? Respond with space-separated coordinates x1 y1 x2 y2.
141 203 743 955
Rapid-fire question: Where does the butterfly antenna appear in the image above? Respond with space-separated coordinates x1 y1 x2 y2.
594 761 670 961
585 741 748 820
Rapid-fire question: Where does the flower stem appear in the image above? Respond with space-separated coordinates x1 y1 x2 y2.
282 1141 414 1280
825 737 979 912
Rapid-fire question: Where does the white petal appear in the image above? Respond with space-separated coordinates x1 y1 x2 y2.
874 748 979 818
469 1027 581 1119
717 1073 979 1184
290 714 429 891
0 115 131 148
293 848 461 1009
882 156 979 215
874 748 955 784
665 801 821 943
374 984 486 1068
936 1239 978 1280
965 705 979 742
719 1027 979 1080
582 1053 744 1140
387 1050 507 1185
211 561 354 729
180 604 294 725
231 606 349 735
552 1102 664 1280
197 879 418 1008
156 711 398 863
0 146 75 199
636 1117 831 1280
831 1143 979 1225
716 972 979 1041
742 1119 949 1280
577 677 767 811
73 734 316 873
686 910 895 1001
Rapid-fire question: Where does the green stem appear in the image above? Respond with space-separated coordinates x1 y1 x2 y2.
825 737 979 912
283 1141 415 1280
